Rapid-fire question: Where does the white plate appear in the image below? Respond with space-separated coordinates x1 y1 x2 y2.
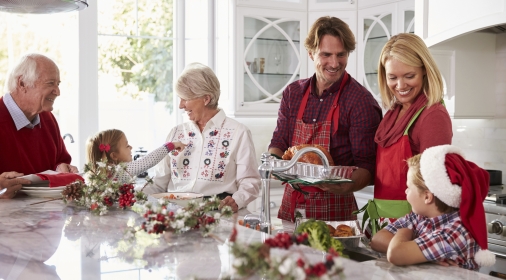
22 186 66 191
20 189 63 198
150 192 204 207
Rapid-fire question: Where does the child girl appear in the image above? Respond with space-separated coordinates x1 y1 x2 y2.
370 145 495 270
86 129 186 183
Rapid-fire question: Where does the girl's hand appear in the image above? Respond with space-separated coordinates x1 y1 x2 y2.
219 196 239 212
172 142 187 151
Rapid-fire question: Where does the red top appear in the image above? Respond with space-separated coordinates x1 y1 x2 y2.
375 94 453 155
0 97 72 174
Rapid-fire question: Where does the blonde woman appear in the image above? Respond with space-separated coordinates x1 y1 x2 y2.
362 33 452 236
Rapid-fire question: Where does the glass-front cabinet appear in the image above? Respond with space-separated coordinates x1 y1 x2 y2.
237 0 307 11
358 1 414 103
308 0 357 11
234 7 307 117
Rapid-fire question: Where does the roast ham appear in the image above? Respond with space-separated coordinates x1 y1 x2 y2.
282 144 335 166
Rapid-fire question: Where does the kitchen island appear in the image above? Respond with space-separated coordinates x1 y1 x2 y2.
0 195 498 280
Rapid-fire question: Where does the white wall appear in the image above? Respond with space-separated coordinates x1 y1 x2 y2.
451 33 506 183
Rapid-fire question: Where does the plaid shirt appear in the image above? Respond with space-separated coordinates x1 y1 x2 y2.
385 211 480 270
269 74 382 176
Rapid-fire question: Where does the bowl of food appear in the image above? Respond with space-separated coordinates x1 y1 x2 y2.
325 220 364 248
150 192 204 207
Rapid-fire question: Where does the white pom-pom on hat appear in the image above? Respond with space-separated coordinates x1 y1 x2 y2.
475 249 496 267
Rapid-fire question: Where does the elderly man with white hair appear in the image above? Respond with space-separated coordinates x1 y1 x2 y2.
0 53 78 199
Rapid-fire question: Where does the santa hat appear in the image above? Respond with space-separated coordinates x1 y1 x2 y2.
420 145 495 267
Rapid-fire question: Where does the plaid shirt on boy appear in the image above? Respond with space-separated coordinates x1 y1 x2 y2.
385 211 481 270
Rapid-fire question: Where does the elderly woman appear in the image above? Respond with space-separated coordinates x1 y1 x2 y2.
142 62 260 212
361 33 453 236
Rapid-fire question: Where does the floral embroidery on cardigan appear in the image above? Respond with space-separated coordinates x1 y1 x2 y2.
218 161 225 170
170 118 238 183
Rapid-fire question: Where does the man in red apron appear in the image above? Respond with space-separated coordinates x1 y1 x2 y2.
269 17 382 222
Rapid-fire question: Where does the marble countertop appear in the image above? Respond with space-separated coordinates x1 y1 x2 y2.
0 196 499 280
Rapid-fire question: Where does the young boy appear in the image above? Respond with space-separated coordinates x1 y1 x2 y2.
370 145 495 270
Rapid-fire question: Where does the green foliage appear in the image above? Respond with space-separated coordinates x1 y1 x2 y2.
98 0 175 111
295 219 344 253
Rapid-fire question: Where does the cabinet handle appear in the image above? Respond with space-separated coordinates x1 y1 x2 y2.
349 0 354 4
240 102 244 106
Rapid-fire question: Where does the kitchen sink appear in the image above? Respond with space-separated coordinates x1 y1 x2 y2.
342 248 381 262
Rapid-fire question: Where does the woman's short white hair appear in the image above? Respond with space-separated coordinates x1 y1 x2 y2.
6 53 51 93
176 62 220 108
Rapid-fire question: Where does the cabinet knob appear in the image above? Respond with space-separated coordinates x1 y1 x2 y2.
487 220 505 236
270 201 276 208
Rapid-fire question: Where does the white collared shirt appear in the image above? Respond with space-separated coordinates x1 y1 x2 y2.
3 93 40 130
145 110 261 209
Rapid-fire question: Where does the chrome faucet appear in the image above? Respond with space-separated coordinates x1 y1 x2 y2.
63 133 74 143
258 147 330 234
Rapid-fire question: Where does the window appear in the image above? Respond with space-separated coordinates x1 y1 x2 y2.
0 1 220 172
97 0 175 157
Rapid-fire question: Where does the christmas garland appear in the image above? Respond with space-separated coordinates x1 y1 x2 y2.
139 195 234 236
228 227 344 279
62 159 147 215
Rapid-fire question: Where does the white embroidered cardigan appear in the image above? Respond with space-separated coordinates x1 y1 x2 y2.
144 110 261 209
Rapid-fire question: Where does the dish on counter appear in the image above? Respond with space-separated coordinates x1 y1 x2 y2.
150 192 204 207
326 220 364 248
20 188 63 198
22 185 66 191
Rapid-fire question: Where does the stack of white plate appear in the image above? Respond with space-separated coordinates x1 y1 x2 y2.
20 183 65 198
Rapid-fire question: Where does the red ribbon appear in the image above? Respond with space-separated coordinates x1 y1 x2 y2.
99 144 110 152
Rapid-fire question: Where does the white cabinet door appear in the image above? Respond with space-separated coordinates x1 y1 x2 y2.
357 1 414 103
415 0 506 47
308 10 358 79
308 0 356 11
237 0 307 11
358 0 403 9
234 7 308 117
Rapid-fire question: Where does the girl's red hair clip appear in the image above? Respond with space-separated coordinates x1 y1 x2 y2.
99 144 110 152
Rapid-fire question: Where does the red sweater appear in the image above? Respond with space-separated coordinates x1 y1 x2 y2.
0 97 71 175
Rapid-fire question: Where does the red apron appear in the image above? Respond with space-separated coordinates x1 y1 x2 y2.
360 105 427 238
374 106 426 204
277 72 357 222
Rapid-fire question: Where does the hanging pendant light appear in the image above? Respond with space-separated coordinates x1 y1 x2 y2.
0 0 88 14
